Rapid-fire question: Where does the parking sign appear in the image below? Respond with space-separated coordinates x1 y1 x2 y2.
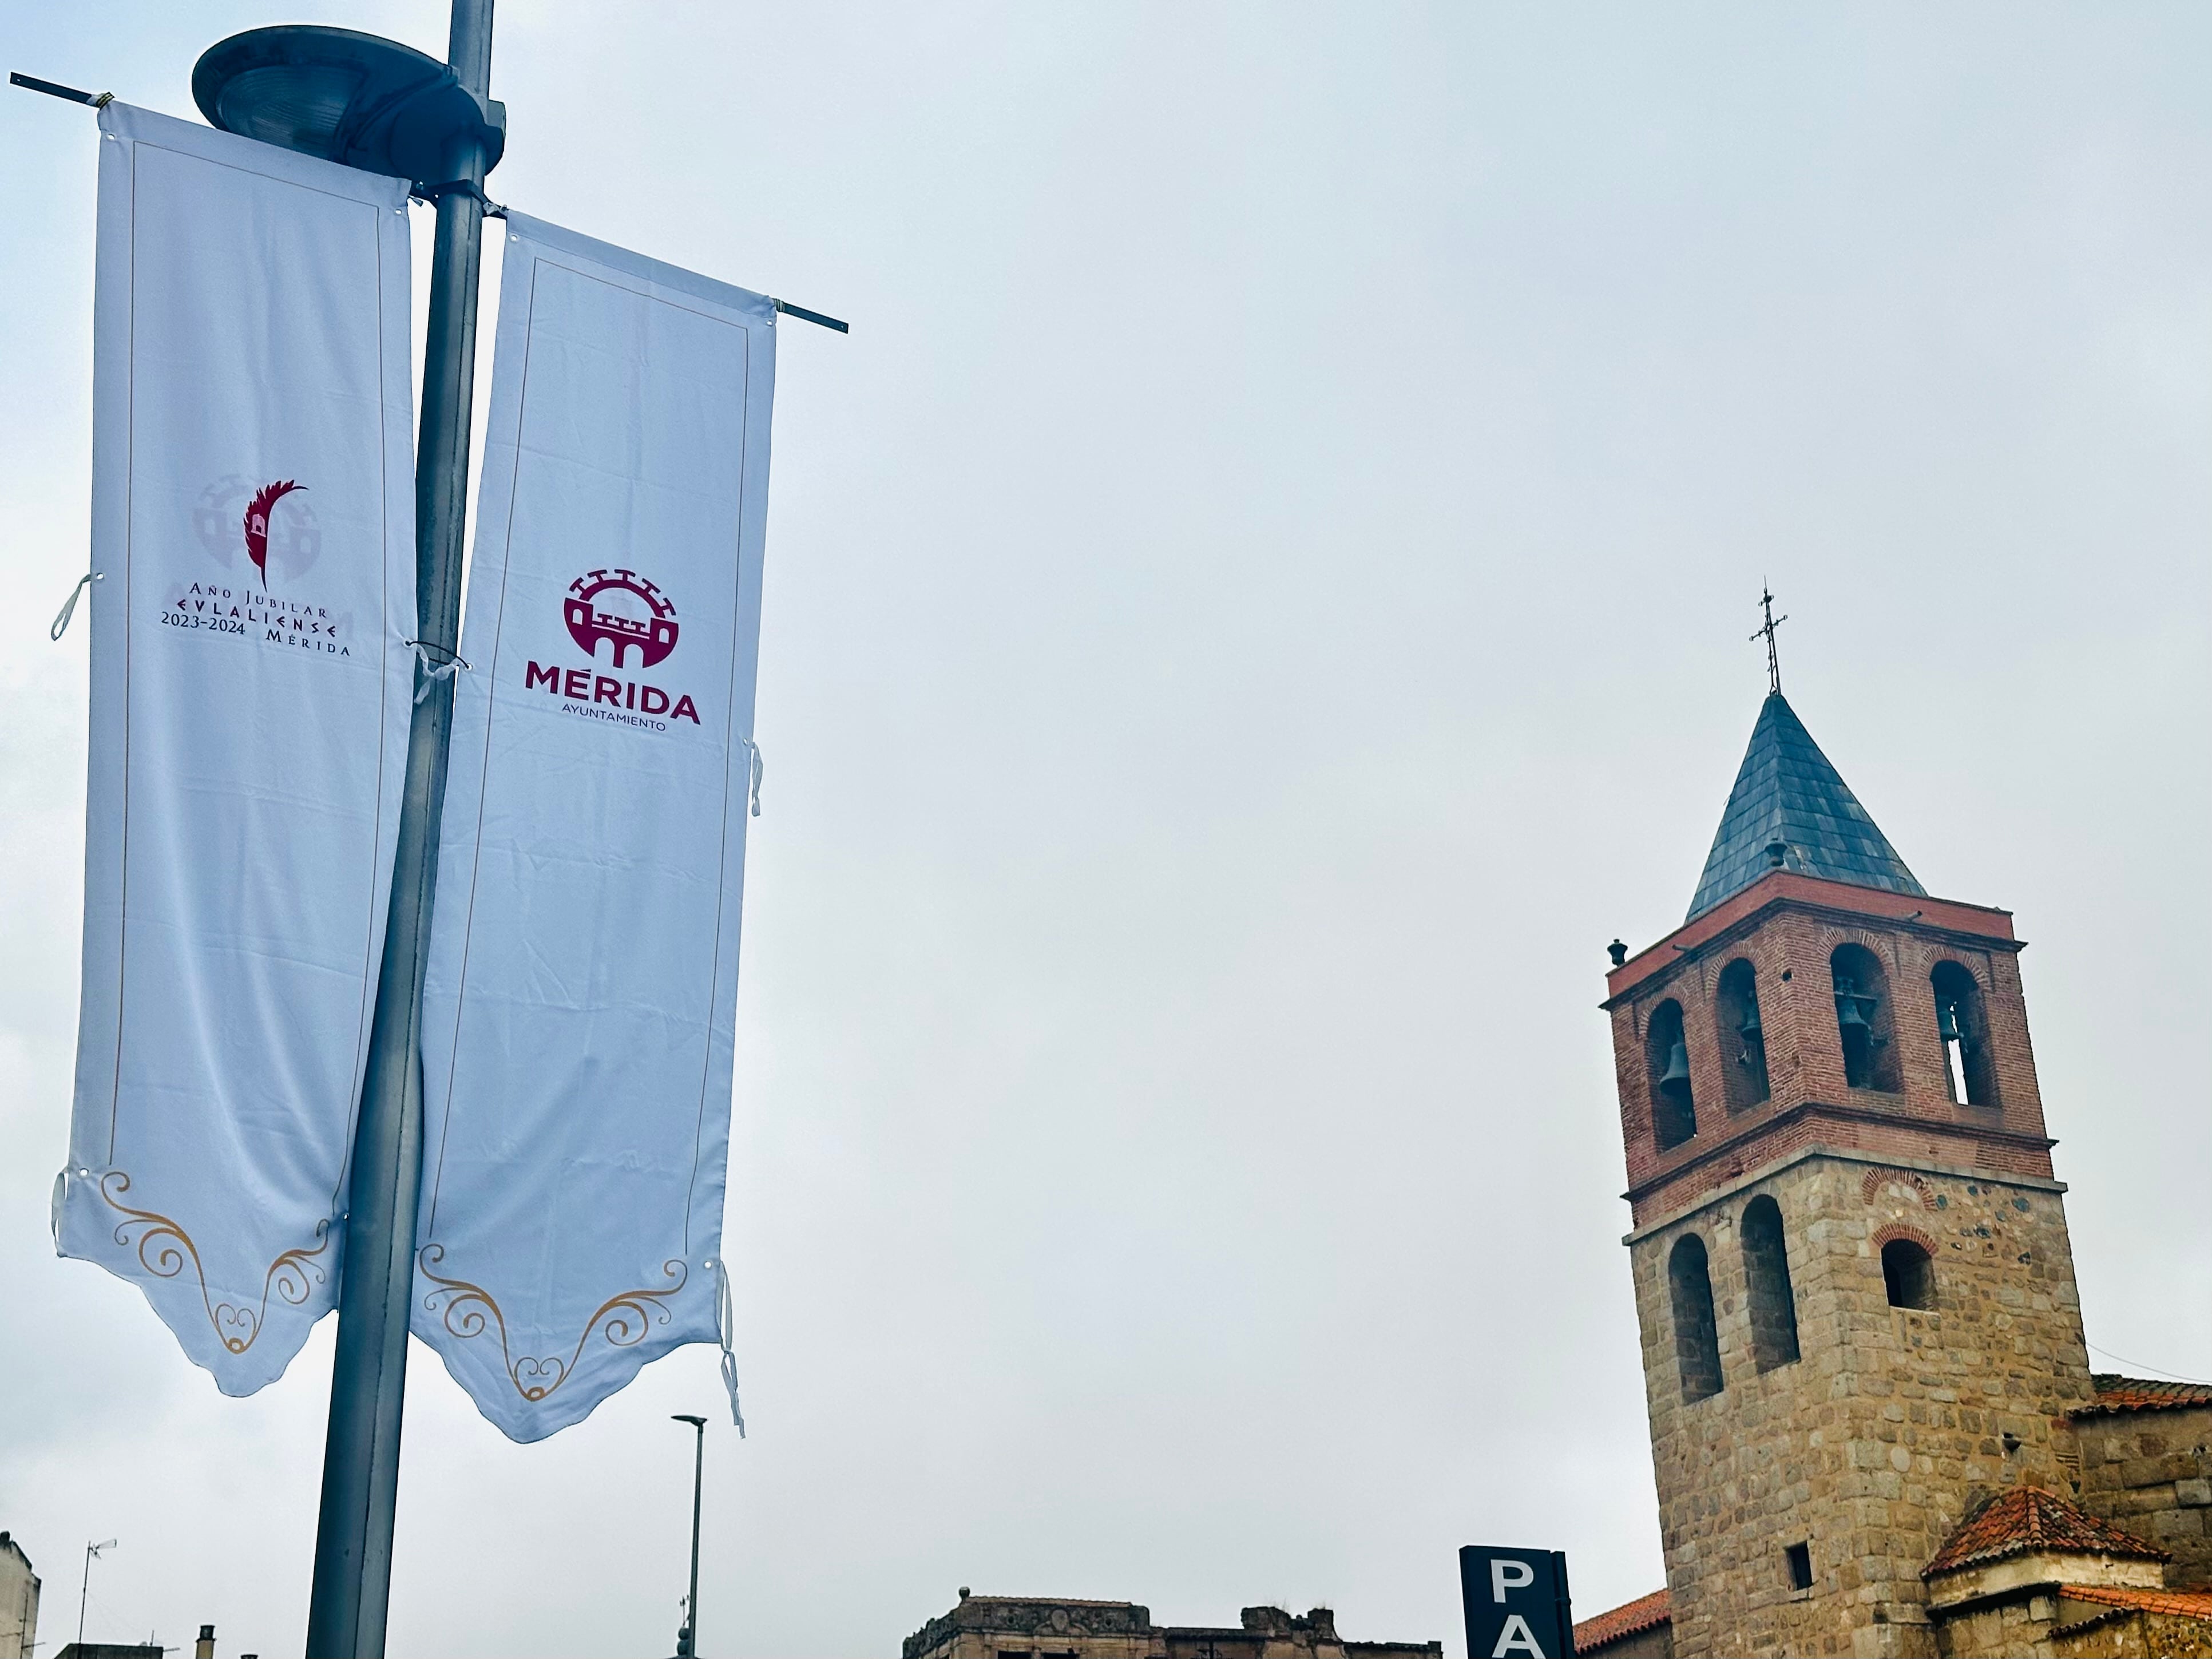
1458 1546 1573 1658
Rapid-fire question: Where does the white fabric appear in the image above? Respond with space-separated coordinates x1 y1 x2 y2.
57 104 417 1394
414 213 775 1441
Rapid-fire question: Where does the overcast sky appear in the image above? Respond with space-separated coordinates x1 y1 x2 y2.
3 4 2209 1656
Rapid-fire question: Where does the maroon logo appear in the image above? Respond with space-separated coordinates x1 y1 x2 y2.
244 480 305 587
565 568 678 668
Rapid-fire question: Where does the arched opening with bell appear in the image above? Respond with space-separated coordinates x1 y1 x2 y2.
1646 997 1697 1149
1829 942 1900 1093
1930 960 1998 1108
1714 957 1769 1110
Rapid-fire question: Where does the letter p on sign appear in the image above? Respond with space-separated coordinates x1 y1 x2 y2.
1458 1546 1574 1658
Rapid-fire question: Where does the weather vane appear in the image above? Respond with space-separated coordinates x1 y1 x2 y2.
1751 583 1787 696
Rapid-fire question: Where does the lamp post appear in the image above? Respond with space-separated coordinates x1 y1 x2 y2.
77 1538 116 1649
672 1414 708 1659
189 6 504 1656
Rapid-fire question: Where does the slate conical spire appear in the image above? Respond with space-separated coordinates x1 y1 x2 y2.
1686 692 1924 920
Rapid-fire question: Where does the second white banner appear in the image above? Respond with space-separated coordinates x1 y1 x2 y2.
413 213 776 1442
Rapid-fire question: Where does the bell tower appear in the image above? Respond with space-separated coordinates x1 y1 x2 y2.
1604 688 2096 1658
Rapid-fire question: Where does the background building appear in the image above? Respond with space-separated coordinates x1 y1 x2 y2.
0 1535 35 1659
902 1593 1438 1659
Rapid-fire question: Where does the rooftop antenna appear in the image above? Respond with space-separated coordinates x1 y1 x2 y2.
79 1538 117 1650
1751 583 1788 696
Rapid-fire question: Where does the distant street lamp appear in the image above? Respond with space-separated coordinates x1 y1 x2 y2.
78 1538 116 1649
672 1414 708 1658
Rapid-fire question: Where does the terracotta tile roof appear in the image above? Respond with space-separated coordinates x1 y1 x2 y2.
1572 1589 1670 1652
2057 1583 2212 1621
2075 1372 2212 1417
1924 1487 2169 1577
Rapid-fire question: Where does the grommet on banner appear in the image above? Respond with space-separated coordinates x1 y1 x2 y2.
50 571 102 640
713 1256 746 1435
740 737 764 817
406 638 470 703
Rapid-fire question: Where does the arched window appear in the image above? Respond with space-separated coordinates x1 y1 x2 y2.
1881 1237 1935 1310
1646 999 1696 1150
1741 1195 1800 1371
1830 943 1901 1093
1668 1234 1723 1401
1930 961 1998 1108
1715 959 1770 1110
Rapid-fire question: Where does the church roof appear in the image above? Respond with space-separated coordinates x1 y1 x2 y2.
1686 691 1925 921
1573 1589 1670 1652
1923 1487 2168 1577
2076 1373 2212 1416
2054 1583 2212 1622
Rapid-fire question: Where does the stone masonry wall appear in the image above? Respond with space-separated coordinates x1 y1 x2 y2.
1631 1153 2095 1658
2076 1403 2212 1588
1929 1593 2066 1658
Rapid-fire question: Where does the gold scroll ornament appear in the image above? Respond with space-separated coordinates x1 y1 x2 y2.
97 1170 331 1355
417 1242 687 1402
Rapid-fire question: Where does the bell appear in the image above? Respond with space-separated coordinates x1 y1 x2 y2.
1659 1039 1692 1092
1836 992 1871 1032
1936 1002 1963 1043
1739 1004 1763 1040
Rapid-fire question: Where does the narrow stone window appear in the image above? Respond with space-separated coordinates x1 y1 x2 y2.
1930 961 1999 1107
1741 1195 1800 1371
1881 1237 1935 1309
1647 998 1696 1149
1715 958 1769 1110
1785 1542 1813 1591
1830 943 1901 1092
1668 1233 1723 1402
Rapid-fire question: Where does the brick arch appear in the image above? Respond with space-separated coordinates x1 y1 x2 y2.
1872 1221 1939 1255
1815 922 1905 968
1861 1166 1938 1210
1926 954 1989 990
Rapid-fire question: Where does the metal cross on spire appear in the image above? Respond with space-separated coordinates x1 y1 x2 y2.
1751 583 1788 696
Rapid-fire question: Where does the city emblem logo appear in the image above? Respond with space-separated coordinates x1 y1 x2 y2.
564 568 679 668
525 567 699 727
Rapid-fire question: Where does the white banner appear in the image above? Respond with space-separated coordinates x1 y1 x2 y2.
414 213 775 1440
56 104 417 1393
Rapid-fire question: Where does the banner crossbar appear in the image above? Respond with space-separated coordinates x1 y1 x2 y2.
10 71 113 107
772 297 850 334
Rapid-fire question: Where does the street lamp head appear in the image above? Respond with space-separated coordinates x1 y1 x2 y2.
672 1414 708 1428
191 25 504 184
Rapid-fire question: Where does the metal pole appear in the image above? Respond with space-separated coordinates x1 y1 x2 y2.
78 1539 113 1649
305 3 493 1654
673 1415 706 1657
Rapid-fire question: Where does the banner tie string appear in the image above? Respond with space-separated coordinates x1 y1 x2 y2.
50 571 102 640
406 639 470 703
740 736 764 817
713 1257 747 1436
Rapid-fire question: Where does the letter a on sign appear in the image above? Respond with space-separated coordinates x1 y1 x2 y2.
1458 1546 1575 1659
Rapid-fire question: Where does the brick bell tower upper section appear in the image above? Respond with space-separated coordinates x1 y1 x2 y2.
1602 690 2056 1231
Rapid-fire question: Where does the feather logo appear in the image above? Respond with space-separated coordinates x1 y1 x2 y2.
243 479 304 586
